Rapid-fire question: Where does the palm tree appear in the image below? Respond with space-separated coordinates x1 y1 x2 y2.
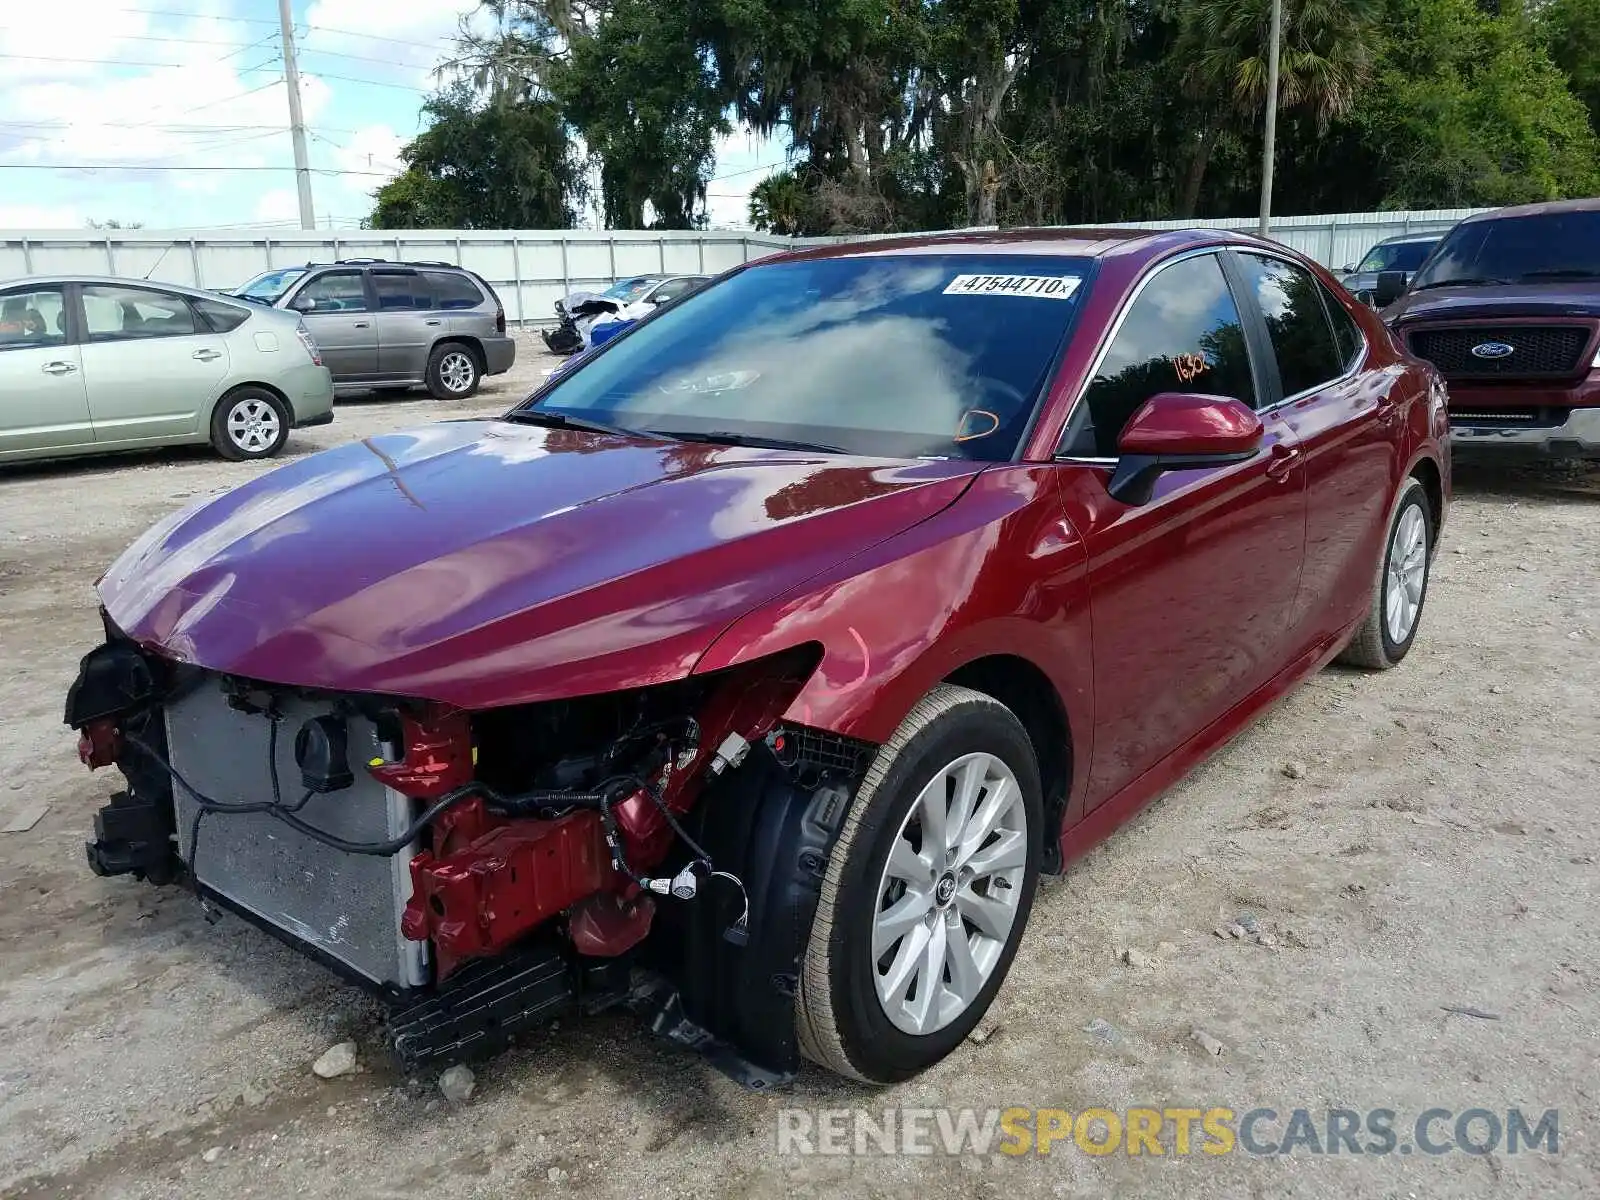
1173 0 1380 216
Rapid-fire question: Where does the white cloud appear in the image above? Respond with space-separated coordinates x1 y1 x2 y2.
0 202 87 229
253 188 301 223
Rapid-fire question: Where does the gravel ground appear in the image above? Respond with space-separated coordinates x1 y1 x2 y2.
1 343 1596 1198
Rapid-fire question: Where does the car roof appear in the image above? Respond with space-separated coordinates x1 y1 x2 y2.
760 226 1270 265
2 274 294 313
1459 196 1600 224
1375 232 1441 245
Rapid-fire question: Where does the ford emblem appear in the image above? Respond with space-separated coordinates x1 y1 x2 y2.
1470 341 1515 360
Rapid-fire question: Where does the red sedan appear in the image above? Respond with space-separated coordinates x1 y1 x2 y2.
68 229 1448 1085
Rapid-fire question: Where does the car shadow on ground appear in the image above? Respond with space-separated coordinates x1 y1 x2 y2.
1450 460 1600 503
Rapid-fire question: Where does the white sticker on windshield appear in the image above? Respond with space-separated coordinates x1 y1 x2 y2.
943 273 1082 300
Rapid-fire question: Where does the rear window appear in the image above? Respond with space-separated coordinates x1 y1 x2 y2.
423 270 484 310
194 296 252 333
529 254 1090 461
1410 210 1600 289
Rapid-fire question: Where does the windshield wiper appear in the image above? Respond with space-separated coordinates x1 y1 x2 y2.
1519 268 1600 281
1411 276 1512 291
647 428 846 454
503 408 648 439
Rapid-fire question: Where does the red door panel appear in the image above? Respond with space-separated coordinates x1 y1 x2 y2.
1276 367 1399 646
1058 416 1306 810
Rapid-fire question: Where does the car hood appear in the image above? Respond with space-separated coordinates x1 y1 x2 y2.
98 420 982 708
1386 281 1600 325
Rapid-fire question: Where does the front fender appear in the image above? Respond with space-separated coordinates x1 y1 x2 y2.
693 465 1093 757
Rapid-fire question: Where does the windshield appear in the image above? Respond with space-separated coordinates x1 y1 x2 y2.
523 253 1091 461
235 267 308 303
1409 211 1600 289
603 277 658 303
1356 239 1437 273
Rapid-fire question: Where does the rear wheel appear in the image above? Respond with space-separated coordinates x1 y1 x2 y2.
210 388 290 461
425 343 481 399
1339 476 1433 669
796 684 1042 1082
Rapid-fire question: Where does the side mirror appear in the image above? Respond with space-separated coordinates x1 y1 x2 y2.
1342 263 1356 274
289 294 316 313
1108 392 1263 506
1372 270 1406 308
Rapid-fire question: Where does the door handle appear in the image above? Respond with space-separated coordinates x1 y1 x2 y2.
425 319 442 326
40 360 77 376
192 349 222 362
353 322 370 329
1265 443 1301 482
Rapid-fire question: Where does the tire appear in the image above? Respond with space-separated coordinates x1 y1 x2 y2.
1338 475 1433 669
210 387 291 461
425 343 481 399
796 684 1043 1083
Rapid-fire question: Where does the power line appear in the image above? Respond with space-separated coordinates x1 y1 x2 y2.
0 163 396 176
0 51 282 71
69 7 452 52
299 69 429 94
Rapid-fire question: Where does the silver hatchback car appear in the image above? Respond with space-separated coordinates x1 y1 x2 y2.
0 275 334 466
233 260 517 399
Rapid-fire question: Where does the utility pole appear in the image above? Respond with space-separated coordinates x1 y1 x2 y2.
1257 0 1283 238
277 0 316 230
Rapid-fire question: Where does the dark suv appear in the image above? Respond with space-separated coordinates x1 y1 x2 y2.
233 260 516 399
1379 199 1600 460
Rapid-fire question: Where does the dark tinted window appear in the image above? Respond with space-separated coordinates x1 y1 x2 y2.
194 297 252 333
651 277 707 305
423 270 483 310
1236 254 1343 398
530 254 1090 461
295 271 367 312
1319 282 1363 370
372 272 429 311
82 285 198 341
0 286 68 351
1410 210 1600 288
1062 254 1254 457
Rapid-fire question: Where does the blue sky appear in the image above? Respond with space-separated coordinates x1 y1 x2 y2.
0 0 784 231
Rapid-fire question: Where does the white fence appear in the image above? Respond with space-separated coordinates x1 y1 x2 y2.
0 230 797 327
0 208 1483 324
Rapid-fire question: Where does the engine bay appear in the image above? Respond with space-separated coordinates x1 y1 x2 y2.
67 632 873 1081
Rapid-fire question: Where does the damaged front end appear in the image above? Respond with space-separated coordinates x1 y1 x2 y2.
67 632 873 1082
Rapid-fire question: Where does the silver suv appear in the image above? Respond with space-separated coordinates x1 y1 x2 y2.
233 260 516 399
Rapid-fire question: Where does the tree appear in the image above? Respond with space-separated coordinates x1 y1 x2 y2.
1347 0 1600 207
1542 0 1600 134
1172 0 1380 216
367 84 582 230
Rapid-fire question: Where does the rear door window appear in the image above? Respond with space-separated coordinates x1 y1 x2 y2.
1061 253 1256 457
1318 283 1364 371
1235 253 1344 399
373 272 431 311
81 285 198 342
423 271 484 310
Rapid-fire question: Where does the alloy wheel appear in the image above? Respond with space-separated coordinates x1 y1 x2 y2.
439 352 476 393
226 397 281 454
871 751 1028 1036
1385 503 1428 645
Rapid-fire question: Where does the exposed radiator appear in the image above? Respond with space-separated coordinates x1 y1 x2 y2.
166 679 429 990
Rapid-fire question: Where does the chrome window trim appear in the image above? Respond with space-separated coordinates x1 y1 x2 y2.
1052 242 1371 461
1236 246 1370 414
